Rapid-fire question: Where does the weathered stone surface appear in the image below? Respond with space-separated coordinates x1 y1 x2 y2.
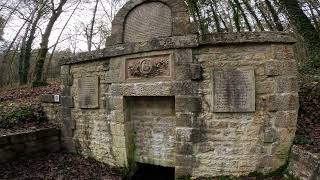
0 128 61 163
212 69 255 112
124 2 172 43
125 54 172 80
199 32 296 45
128 96 176 167
78 77 99 109
51 1 299 178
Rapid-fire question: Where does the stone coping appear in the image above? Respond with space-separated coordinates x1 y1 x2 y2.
59 32 296 65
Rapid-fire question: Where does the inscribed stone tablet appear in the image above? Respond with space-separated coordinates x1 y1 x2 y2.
213 69 255 112
124 2 172 42
79 77 99 109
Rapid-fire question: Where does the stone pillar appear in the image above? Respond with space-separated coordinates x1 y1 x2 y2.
60 65 76 152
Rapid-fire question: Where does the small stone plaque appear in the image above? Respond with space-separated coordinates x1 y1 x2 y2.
213 69 255 112
125 54 172 79
54 95 60 103
79 77 99 109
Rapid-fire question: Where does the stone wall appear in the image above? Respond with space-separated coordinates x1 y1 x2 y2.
193 43 298 177
54 0 299 178
0 128 61 163
57 33 299 178
287 145 320 180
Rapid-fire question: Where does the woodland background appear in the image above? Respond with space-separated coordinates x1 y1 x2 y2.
0 0 319 87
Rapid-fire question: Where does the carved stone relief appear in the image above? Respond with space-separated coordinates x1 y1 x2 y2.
125 54 172 79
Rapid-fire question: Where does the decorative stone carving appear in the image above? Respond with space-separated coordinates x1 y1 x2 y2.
212 69 255 112
78 76 99 109
126 54 171 79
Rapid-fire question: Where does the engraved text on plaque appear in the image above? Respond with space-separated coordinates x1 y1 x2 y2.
79 77 99 109
213 69 255 112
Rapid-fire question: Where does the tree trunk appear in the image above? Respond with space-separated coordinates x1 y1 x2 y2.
209 0 222 32
87 0 99 52
229 0 241 32
242 0 264 31
257 2 274 30
265 0 284 31
280 0 320 68
20 0 48 85
34 0 68 83
234 0 252 31
43 0 80 81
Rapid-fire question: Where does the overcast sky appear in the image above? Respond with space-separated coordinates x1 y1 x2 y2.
2 0 127 53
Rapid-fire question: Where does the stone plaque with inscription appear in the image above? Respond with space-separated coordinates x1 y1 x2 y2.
79 77 99 109
124 2 172 42
213 69 255 112
125 54 172 80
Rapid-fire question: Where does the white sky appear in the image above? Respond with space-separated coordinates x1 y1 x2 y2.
2 0 127 53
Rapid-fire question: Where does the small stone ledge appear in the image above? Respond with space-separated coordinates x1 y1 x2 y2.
0 128 61 163
199 32 296 46
40 94 60 103
59 35 198 65
59 32 295 66
287 145 320 180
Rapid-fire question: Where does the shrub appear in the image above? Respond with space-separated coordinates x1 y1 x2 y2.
0 105 47 128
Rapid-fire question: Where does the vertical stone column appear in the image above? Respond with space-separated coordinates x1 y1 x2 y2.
60 65 76 152
174 49 202 178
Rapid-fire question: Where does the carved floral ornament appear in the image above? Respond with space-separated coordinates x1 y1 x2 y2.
127 56 170 78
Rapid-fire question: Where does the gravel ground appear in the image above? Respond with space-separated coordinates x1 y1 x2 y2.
0 153 123 180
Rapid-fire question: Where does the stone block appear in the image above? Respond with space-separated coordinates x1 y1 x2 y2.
61 86 71 96
176 128 193 142
276 77 298 93
175 49 193 63
61 65 70 75
176 155 194 166
40 94 54 103
0 136 9 145
176 142 193 155
10 134 27 144
63 117 76 130
274 111 298 128
191 64 202 80
62 74 73 86
261 93 299 112
175 166 192 177
175 63 191 81
271 44 295 60
108 97 124 111
61 96 74 108
176 113 193 127
36 128 60 139
61 107 71 118
256 81 276 94
264 128 279 143
176 96 201 112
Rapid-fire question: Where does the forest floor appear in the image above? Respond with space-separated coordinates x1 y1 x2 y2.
0 153 123 180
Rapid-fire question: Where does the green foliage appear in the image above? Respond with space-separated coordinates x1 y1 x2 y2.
0 105 47 128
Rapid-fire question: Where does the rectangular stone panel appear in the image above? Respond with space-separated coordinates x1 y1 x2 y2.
78 77 99 109
125 54 172 80
212 69 255 112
